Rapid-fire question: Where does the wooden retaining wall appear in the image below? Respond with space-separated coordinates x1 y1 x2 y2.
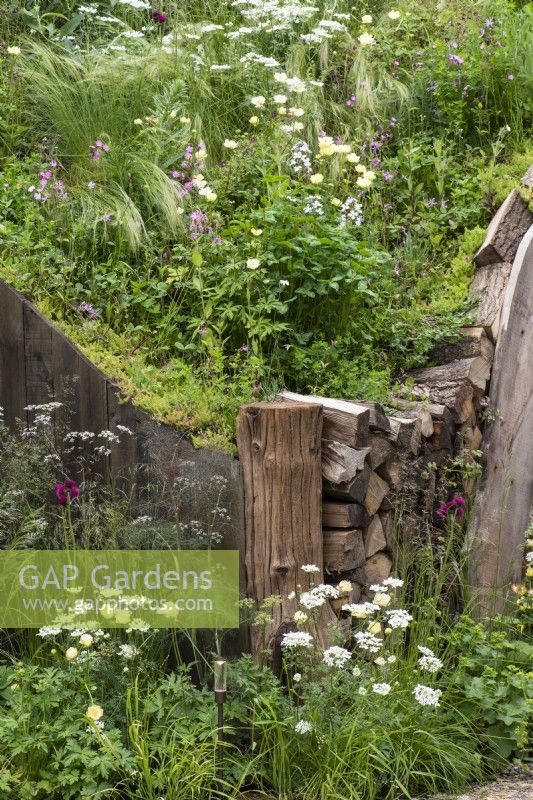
0 280 145 482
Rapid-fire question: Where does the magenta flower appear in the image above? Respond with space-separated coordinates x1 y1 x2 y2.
54 479 80 506
152 9 168 23
437 495 466 519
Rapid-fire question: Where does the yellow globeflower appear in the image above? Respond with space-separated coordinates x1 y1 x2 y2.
65 647 78 661
310 173 324 184
250 228 263 236
86 705 104 722
249 115 259 125
346 153 360 163
374 592 391 608
368 621 382 635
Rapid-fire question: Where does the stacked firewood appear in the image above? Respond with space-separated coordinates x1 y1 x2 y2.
276 377 489 600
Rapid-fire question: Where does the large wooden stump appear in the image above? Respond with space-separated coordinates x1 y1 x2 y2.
469 225 533 612
237 402 333 660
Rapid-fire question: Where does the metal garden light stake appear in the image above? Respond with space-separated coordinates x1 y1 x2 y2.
214 659 227 779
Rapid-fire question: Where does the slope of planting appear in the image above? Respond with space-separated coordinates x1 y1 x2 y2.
0 0 531 449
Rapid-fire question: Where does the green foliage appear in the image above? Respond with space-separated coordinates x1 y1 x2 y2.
0 0 531 445
446 619 533 760
0 662 134 799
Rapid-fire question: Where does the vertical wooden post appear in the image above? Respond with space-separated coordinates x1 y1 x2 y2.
237 401 334 661
469 226 533 612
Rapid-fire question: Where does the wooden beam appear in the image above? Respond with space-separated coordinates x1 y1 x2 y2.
237 402 334 658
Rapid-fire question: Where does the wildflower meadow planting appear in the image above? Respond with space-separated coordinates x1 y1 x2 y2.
0 0 532 798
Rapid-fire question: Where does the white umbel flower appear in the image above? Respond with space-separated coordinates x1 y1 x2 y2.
413 684 441 707
295 719 312 734
372 682 392 695
281 631 314 649
323 646 352 668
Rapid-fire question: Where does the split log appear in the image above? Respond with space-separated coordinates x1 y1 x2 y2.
387 415 422 454
237 402 335 659
276 391 370 447
340 566 367 586
364 471 389 516
363 515 387 558
322 440 370 485
429 327 494 365
377 459 404 489
458 424 483 453
410 358 492 421
323 463 371 502
474 189 533 266
356 401 391 432
323 529 366 573
398 407 434 439
430 419 454 453
379 512 393 551
368 432 396 470
322 501 370 529
470 261 512 341
391 399 454 428
364 553 392 586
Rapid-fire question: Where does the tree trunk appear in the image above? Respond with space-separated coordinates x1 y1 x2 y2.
236 402 335 660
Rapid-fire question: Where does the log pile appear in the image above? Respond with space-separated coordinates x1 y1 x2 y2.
276 391 452 598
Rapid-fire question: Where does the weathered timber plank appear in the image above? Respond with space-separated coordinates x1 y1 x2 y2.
470 225 533 612
23 303 53 409
107 383 145 490
237 402 335 657
0 282 27 427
